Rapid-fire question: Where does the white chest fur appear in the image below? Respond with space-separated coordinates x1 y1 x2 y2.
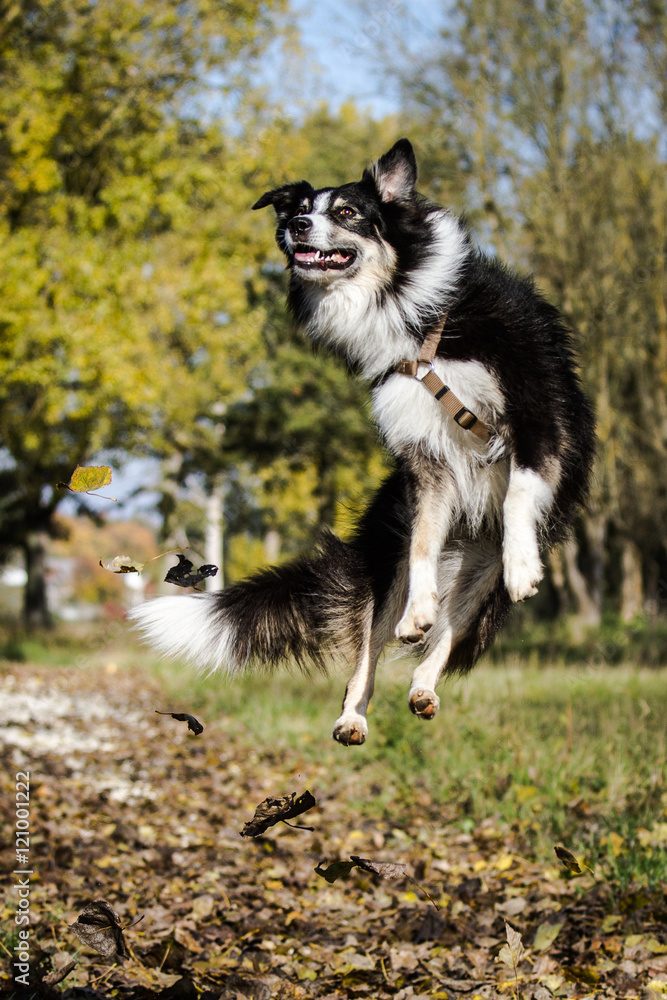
372 359 509 528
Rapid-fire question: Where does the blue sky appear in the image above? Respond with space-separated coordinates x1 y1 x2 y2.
290 0 445 118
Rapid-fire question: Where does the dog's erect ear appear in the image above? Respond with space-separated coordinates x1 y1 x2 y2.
252 181 314 216
364 138 418 203
252 189 281 210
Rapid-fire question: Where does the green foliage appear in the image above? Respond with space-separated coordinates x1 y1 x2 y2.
0 0 291 613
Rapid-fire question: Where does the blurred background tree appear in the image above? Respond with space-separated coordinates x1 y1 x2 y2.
0 0 293 622
374 0 667 626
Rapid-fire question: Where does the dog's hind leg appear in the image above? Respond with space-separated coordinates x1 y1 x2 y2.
333 574 406 746
408 539 508 719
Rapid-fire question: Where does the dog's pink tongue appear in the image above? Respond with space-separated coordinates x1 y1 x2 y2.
295 250 319 263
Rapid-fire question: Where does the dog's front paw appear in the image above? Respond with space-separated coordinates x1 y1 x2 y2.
503 547 544 602
408 687 440 719
395 592 438 644
332 714 368 746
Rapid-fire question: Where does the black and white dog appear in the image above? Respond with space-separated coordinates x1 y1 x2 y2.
132 139 595 745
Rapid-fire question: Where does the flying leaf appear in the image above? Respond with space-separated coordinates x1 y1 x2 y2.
165 554 218 589
99 555 145 574
155 710 204 736
240 790 316 837
100 547 184 575
554 845 593 875
57 465 116 500
316 855 439 907
314 860 358 883
350 856 407 879
69 899 128 959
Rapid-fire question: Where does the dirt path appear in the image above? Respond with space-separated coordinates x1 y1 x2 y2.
1 661 666 999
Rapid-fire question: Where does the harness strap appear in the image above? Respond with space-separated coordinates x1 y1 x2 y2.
396 314 492 444
395 317 446 376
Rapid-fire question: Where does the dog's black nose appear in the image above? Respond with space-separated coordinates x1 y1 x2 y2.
289 216 312 236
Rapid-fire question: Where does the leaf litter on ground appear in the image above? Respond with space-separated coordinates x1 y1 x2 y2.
2 660 667 999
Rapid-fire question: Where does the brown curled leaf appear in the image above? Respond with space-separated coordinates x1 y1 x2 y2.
314 860 358 883
155 710 204 735
165 553 219 589
69 899 128 959
241 790 316 837
350 856 408 879
554 844 593 875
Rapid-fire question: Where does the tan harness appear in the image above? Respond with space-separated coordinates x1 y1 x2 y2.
396 316 492 444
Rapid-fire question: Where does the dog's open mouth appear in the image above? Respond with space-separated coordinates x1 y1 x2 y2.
292 244 356 271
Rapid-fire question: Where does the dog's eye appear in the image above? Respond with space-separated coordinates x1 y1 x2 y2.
338 206 356 218
295 206 309 216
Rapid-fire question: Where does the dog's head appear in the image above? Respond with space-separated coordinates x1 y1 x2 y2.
252 139 419 286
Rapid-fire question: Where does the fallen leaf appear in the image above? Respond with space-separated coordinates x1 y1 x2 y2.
533 921 564 951
42 959 78 986
497 922 527 970
240 790 316 837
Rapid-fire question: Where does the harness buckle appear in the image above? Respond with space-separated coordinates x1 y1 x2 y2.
413 360 435 383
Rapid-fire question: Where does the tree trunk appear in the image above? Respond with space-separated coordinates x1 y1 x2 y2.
620 538 643 622
562 537 601 629
23 532 51 628
205 480 224 591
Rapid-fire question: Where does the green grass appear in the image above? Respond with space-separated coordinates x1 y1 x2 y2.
155 654 667 888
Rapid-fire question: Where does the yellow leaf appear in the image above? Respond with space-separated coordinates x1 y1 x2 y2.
533 921 564 951
496 854 514 871
648 980 667 993
61 464 113 494
541 974 564 991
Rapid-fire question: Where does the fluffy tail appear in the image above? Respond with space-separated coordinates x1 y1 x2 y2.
129 533 372 675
